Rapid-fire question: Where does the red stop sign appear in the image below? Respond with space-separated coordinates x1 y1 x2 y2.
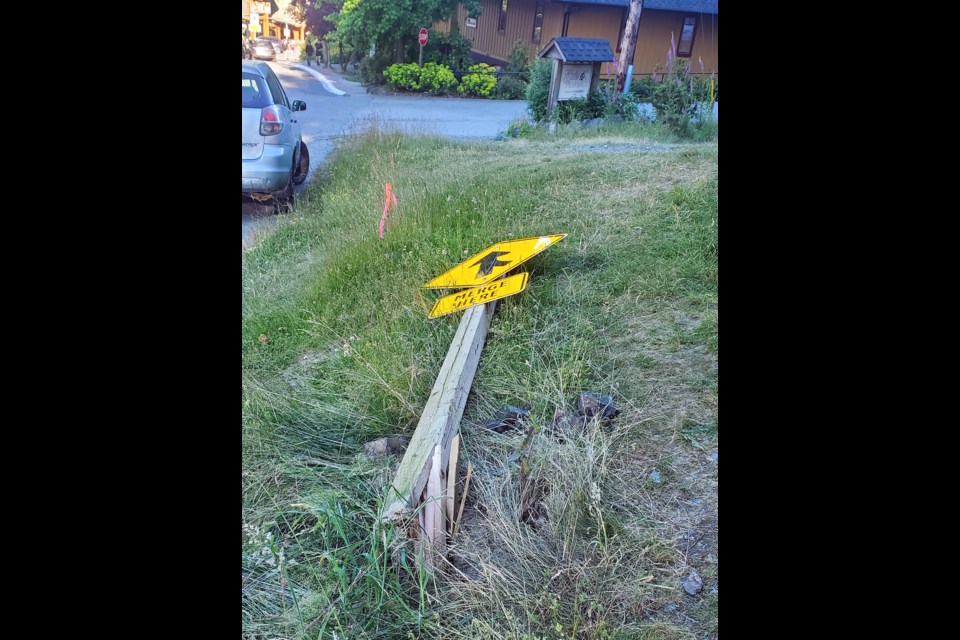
418 28 428 46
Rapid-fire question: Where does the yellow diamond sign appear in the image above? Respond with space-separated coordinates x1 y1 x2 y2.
423 234 566 289
429 273 530 319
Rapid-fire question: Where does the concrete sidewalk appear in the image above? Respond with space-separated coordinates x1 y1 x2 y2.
274 58 364 96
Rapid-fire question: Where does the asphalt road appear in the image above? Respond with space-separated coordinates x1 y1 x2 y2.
243 62 529 244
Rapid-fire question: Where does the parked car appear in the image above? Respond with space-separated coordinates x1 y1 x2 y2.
242 62 310 205
252 38 276 61
264 35 286 55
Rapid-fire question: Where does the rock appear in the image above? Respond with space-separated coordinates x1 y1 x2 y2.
711 451 718 462
481 406 530 433
364 436 410 460
649 470 662 484
682 570 703 596
576 392 619 420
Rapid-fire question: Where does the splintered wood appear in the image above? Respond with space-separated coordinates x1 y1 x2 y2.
382 302 496 571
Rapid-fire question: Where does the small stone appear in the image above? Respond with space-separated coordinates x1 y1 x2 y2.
364 436 410 460
711 451 718 462
682 570 703 596
649 470 662 483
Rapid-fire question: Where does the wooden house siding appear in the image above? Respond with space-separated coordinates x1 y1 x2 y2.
441 2 717 76
628 10 718 75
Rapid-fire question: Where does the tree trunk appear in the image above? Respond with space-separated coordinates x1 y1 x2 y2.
615 0 643 93
395 38 405 64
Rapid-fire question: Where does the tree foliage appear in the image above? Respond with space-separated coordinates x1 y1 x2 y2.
289 1 340 40
331 0 481 63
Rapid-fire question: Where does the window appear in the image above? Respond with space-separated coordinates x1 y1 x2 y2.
532 0 544 44
265 70 289 108
677 16 697 57
498 0 508 33
241 73 269 108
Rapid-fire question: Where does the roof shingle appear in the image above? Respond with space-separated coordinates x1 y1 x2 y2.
562 0 719 15
537 37 616 62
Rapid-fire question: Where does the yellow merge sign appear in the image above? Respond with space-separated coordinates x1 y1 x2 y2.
423 234 566 289
429 273 530 319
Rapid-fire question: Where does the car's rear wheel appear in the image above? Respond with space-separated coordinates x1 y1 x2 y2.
271 156 297 212
293 142 309 185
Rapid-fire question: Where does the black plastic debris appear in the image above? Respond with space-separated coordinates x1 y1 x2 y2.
576 392 619 421
480 405 530 433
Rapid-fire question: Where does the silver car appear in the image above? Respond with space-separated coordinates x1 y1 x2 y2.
252 38 276 61
242 62 309 204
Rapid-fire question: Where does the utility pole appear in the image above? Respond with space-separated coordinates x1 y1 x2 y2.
616 0 643 93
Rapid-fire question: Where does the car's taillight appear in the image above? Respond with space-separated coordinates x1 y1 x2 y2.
260 105 284 136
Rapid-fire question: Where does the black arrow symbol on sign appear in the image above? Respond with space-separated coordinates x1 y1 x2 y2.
471 251 510 278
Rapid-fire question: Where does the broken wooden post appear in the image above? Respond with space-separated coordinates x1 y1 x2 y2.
382 302 497 569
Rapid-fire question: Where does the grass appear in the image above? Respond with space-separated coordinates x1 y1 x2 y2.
242 126 718 639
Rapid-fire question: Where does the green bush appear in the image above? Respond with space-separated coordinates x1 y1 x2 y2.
492 40 530 99
360 51 393 86
383 62 457 94
555 91 605 124
506 40 531 82
458 63 497 97
650 58 713 137
419 62 458 94
505 117 534 138
526 58 552 121
630 77 657 101
491 74 526 99
383 63 422 91
407 31 473 72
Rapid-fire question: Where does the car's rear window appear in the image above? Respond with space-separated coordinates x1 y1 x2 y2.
242 73 270 108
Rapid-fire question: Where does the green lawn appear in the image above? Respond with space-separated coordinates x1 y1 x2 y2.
243 123 718 639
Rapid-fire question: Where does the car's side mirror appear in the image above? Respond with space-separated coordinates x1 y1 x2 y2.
292 100 306 112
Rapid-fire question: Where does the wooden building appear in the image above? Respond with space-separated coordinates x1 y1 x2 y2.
436 0 717 79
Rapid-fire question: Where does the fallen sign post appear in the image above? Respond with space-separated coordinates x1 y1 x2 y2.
429 273 528 318
382 233 566 571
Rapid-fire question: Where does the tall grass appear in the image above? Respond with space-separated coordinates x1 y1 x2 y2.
243 127 718 639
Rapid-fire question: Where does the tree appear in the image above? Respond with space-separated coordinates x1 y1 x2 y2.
331 0 481 64
616 0 643 93
289 1 340 41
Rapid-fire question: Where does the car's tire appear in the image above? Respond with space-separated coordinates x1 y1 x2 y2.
271 156 297 212
293 142 309 185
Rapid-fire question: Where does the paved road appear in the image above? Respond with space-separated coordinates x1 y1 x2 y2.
243 62 528 244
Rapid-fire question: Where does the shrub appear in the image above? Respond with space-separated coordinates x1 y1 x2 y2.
492 40 530 99
383 62 458 94
648 47 715 136
555 91 605 124
506 40 531 82
383 63 422 91
419 62 458 94
458 63 497 97
405 31 473 72
505 117 534 138
630 77 657 101
360 52 392 85
526 58 552 121
491 74 526 99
